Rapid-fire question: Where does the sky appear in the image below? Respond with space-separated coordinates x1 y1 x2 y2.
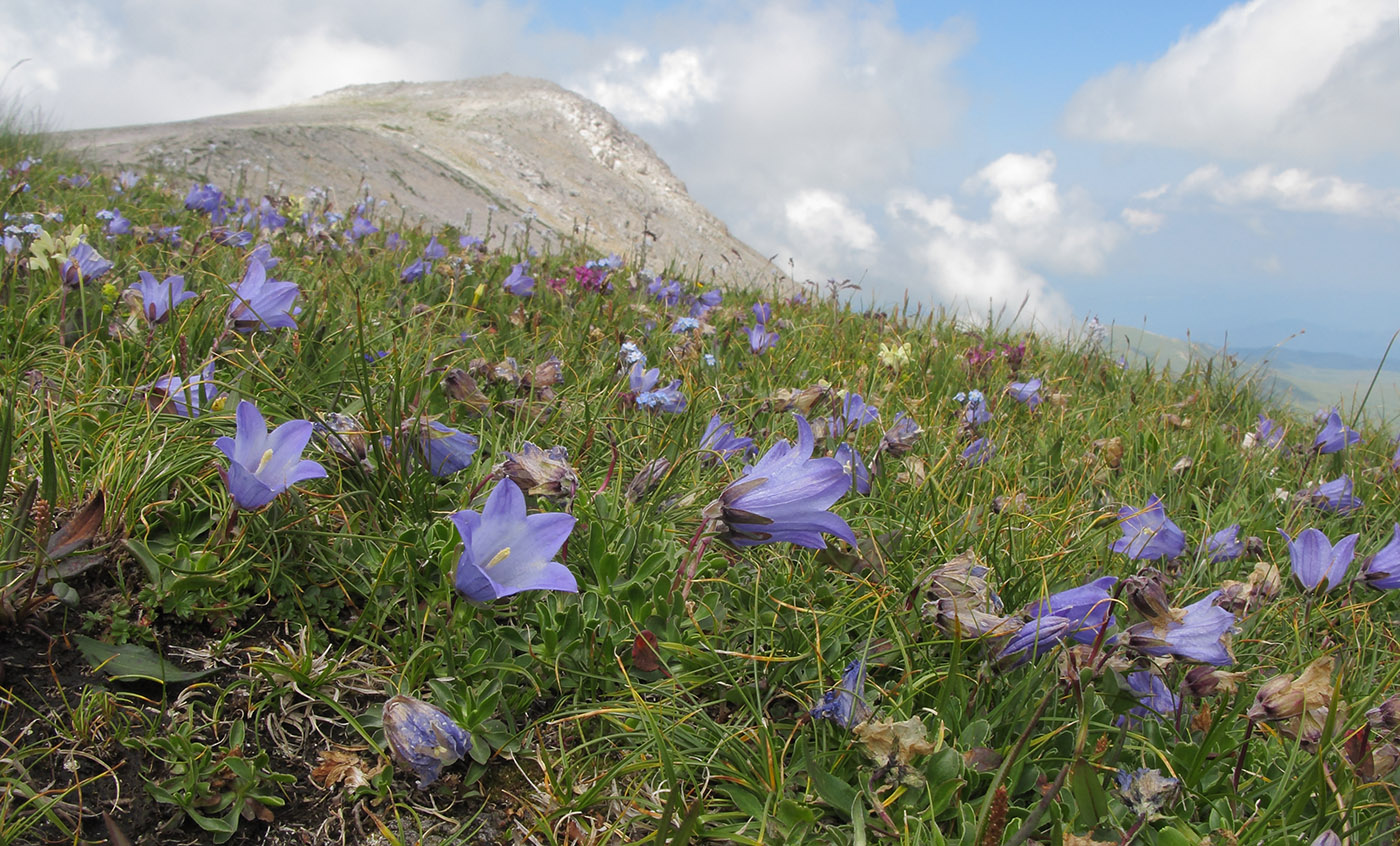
2 0 1397 357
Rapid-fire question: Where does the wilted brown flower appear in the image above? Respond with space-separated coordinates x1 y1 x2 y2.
494 442 580 501
442 368 491 416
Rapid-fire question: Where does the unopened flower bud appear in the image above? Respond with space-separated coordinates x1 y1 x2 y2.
625 458 670 502
1182 665 1247 698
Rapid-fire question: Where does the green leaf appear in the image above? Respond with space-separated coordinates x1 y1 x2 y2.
1069 760 1109 830
74 635 218 684
805 755 858 820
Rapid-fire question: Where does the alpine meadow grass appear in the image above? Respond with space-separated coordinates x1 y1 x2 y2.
1 121 1398 846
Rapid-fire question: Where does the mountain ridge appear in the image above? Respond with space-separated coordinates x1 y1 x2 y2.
59 74 787 290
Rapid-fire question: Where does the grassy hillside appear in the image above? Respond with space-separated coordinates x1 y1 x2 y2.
2 125 1400 846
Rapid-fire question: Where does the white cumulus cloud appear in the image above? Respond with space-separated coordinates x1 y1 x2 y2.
1062 0 1399 160
576 47 718 125
1175 163 1400 218
885 152 1123 329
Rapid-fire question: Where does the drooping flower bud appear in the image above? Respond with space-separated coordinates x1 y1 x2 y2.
382 695 471 788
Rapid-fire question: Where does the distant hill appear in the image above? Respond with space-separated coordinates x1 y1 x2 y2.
1107 325 1400 423
59 75 788 289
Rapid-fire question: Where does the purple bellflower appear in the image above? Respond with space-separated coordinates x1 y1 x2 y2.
405 418 479 477
1314 409 1360 454
997 615 1071 666
834 443 871 495
629 362 659 394
703 415 856 549
1111 495 1187 561
382 695 471 789
752 302 772 324
348 215 378 242
450 478 578 601
1117 591 1236 665
830 392 879 437
956 390 992 426
1007 378 1043 408
1199 525 1244 563
1302 475 1363 515
649 277 682 305
698 414 755 463
98 208 132 237
961 437 996 466
184 183 224 217
59 242 113 288
503 261 535 296
810 658 871 729
128 271 196 325
422 236 447 260
746 322 779 354
1360 525 1400 590
227 252 300 332
147 360 221 418
1024 576 1117 645
1123 671 1181 724
1281 528 1358 593
637 380 688 413
400 258 429 283
1252 414 1285 449
215 400 327 511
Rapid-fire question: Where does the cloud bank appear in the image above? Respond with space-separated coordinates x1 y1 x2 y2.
1063 0 1399 161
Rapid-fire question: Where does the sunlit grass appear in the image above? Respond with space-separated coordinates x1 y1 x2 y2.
0 119 1397 845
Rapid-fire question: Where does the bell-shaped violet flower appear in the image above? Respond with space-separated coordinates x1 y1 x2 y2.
830 392 879 437
128 271 196 325
1116 591 1236 665
1313 409 1360 454
752 302 772 324
698 414 755 463
1123 671 1180 723
746 322 779 354
1007 378 1043 408
215 400 327 510
1281 528 1358 593
59 242 113 288
450 478 577 601
1110 495 1187 561
1199 525 1244 563
382 695 471 789
703 415 856 549
834 443 870 495
1361 525 1400 590
961 437 996 467
810 658 871 729
1301 475 1363 515
1024 576 1117 645
629 362 660 393
956 390 992 426
997 615 1071 667
147 360 220 418
404 418 479 477
637 380 687 413
1247 414 1285 450
226 252 300 332
502 261 534 296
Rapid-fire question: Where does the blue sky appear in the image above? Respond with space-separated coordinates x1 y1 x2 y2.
3 0 1397 356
